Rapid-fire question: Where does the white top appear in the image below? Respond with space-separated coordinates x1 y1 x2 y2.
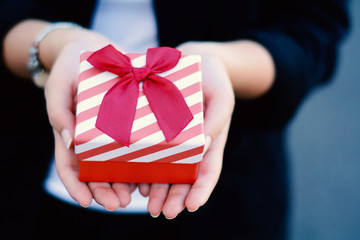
43 0 158 213
91 0 158 53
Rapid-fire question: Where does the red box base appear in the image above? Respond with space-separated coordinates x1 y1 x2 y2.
79 161 199 184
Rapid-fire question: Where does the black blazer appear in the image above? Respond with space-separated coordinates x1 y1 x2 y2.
0 0 349 134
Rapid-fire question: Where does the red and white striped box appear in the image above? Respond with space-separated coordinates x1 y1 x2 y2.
74 50 205 183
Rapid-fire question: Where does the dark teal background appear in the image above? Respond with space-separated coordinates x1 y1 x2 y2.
289 1 360 239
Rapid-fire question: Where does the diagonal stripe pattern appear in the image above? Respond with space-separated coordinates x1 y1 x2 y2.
74 51 205 167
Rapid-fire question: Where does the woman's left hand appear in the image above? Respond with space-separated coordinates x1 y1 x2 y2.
141 42 235 219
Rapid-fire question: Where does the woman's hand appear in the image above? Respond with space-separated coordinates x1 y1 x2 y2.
43 28 136 210
143 39 275 218
142 42 235 219
4 20 136 210
4 21 271 216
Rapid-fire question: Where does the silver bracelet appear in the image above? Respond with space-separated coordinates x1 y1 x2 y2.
27 22 82 87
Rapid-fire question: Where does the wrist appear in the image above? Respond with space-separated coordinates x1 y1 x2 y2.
37 26 89 71
27 22 84 87
177 41 224 60
179 40 275 99
221 40 275 98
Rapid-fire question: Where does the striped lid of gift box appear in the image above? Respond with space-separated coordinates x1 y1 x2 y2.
74 51 205 165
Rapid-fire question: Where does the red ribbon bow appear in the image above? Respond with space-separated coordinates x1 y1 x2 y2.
87 45 193 146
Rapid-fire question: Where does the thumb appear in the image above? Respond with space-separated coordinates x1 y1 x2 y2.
201 56 234 142
45 67 77 150
46 92 76 149
44 40 125 150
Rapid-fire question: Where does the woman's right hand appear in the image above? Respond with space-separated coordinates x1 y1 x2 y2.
42 27 136 210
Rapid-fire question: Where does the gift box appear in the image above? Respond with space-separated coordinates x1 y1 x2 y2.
74 45 205 183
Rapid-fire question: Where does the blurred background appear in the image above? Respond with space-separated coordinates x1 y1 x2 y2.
288 0 360 239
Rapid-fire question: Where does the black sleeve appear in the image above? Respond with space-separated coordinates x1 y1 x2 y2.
0 0 96 75
155 0 349 130
0 0 95 134
233 0 349 130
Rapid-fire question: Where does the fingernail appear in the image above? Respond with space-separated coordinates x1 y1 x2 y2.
119 203 129 209
150 213 160 218
79 203 90 208
165 214 177 220
105 206 116 212
187 207 199 213
61 129 73 149
203 135 212 154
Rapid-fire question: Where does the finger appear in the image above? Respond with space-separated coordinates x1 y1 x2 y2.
88 182 120 211
162 184 191 219
45 78 76 149
44 50 80 147
177 46 234 140
129 183 137 193
138 183 151 197
185 153 220 211
185 123 229 212
201 56 234 140
112 183 132 208
147 183 169 218
54 129 93 207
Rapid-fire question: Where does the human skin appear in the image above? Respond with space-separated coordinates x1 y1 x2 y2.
3 19 274 219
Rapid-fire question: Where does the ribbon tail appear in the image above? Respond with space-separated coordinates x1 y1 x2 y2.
95 78 139 147
144 75 193 142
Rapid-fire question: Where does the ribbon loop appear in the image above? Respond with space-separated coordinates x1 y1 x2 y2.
87 44 193 147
